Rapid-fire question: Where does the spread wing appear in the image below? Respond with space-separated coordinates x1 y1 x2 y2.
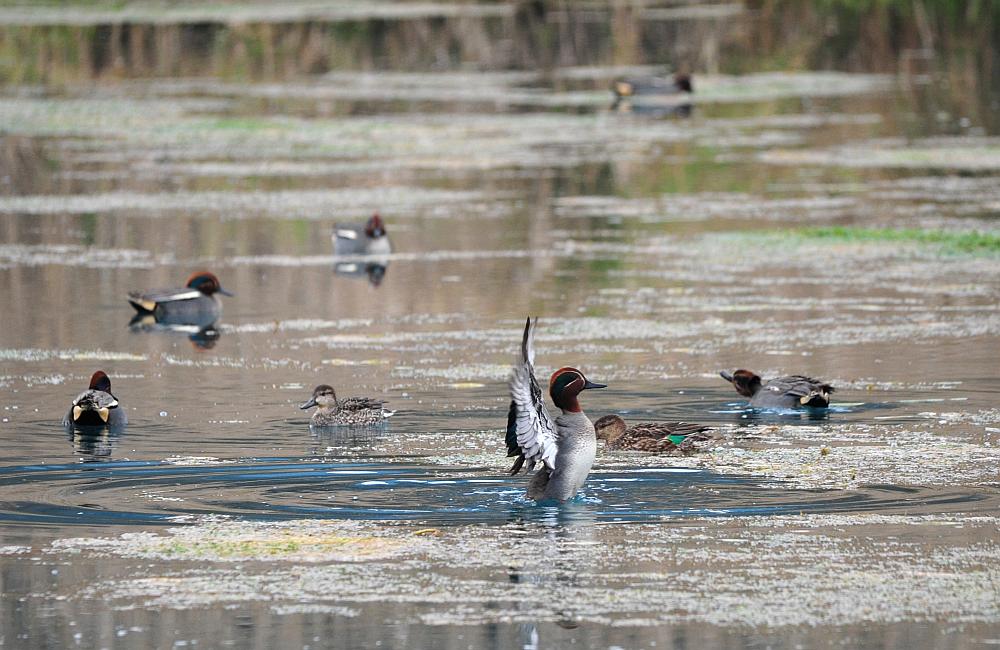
508 317 558 473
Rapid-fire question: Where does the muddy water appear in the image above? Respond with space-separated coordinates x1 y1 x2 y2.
1 4 1000 649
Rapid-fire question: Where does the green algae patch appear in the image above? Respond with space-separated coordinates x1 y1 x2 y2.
51 520 429 563
155 534 394 561
798 227 1000 254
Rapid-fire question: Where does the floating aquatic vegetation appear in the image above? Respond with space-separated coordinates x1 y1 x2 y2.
553 193 859 222
0 187 490 217
163 456 238 466
0 243 168 269
0 348 147 362
797 226 1000 254
41 511 1000 627
761 137 1000 171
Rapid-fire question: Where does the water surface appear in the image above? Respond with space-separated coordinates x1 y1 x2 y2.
1 3 999 649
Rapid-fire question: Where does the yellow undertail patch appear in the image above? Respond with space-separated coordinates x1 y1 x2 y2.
615 81 633 97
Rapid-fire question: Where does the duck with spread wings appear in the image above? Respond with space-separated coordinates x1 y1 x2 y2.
504 318 607 502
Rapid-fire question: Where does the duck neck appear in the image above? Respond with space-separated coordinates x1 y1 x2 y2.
555 394 581 413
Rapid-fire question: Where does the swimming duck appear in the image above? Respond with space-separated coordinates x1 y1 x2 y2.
299 384 395 427
333 212 392 257
594 415 713 454
720 369 834 409
505 317 607 502
611 72 692 109
127 271 233 327
63 370 127 429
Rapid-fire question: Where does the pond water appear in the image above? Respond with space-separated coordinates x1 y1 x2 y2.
1 2 999 649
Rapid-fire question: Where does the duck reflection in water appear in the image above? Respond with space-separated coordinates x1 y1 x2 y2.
332 212 391 287
309 424 388 455
68 427 123 462
333 260 388 287
128 318 222 350
506 507 597 643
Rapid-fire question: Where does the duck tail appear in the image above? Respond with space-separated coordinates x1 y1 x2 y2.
799 390 831 408
127 296 156 314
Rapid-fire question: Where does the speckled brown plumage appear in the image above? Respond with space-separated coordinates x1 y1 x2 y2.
595 415 716 455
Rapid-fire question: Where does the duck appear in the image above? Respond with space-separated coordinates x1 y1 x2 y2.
720 369 834 409
299 384 395 427
611 71 693 109
505 317 607 502
333 212 392 257
63 370 127 429
127 271 233 328
594 415 714 454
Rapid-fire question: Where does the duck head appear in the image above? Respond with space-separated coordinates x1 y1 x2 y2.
594 414 627 444
300 384 338 410
720 369 762 398
186 271 234 297
549 367 606 413
674 73 693 93
364 213 387 239
72 370 118 425
89 370 112 393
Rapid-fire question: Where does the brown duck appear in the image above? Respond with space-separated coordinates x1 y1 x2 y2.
594 415 714 455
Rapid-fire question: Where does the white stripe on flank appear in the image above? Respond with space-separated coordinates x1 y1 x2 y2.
161 290 202 301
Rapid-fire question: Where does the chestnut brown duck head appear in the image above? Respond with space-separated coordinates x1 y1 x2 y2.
719 369 762 399
549 367 606 414
184 271 234 297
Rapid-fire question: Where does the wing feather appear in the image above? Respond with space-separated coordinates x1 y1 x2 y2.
339 397 384 412
71 389 119 410
771 375 834 397
508 317 558 472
